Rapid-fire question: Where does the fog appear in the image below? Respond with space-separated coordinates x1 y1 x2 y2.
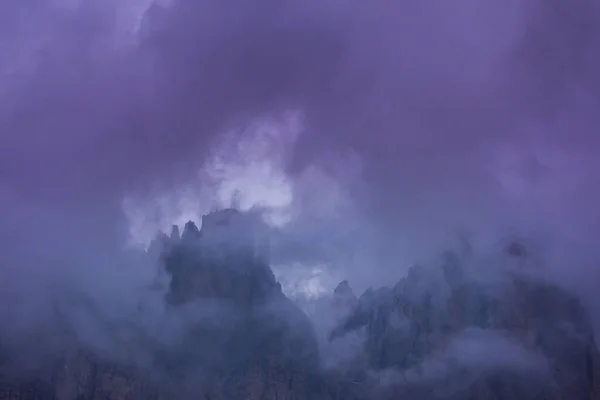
0 0 599 389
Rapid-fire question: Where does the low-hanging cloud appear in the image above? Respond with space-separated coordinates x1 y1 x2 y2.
1 0 600 383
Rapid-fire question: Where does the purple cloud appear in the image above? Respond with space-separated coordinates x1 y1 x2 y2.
0 0 599 361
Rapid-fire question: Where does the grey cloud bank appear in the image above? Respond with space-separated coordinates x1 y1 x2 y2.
0 0 599 388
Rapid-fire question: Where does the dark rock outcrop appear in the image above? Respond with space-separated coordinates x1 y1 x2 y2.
157 210 324 399
332 280 358 313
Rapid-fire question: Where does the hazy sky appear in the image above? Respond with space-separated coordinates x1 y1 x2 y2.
1 0 600 331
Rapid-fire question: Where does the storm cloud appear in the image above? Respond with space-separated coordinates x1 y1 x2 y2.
1 0 600 365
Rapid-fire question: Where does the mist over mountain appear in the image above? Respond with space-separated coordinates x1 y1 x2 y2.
1 0 600 399
1 209 598 399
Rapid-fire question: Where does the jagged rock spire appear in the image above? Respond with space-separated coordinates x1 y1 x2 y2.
332 280 358 314
333 280 354 297
169 224 180 242
181 220 200 242
147 231 170 259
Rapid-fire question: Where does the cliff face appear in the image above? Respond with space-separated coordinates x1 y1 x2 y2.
1 212 599 400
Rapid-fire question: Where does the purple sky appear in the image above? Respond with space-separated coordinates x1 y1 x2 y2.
1 0 600 347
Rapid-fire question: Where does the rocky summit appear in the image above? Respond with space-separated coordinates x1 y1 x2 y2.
329 247 600 400
0 210 599 399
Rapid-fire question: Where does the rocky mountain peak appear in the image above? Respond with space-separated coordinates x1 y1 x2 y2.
2 218 599 400
333 280 354 298
181 220 200 242
169 224 180 242
328 247 600 399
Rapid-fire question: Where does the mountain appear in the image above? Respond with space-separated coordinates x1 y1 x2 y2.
0 209 330 400
154 211 326 399
329 245 600 399
0 210 599 400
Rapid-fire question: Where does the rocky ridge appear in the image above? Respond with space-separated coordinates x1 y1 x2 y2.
0 210 599 400
329 245 600 399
